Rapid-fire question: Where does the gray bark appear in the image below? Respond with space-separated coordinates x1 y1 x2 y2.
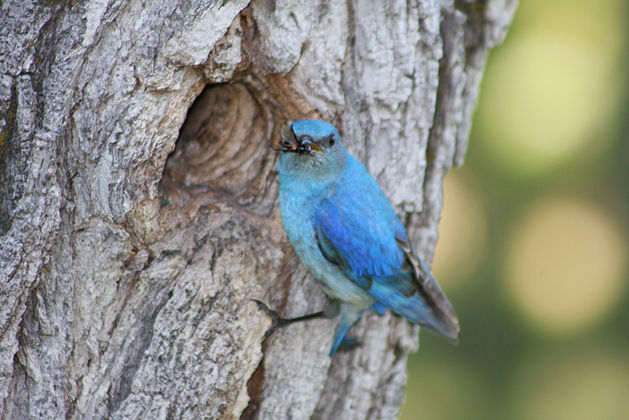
0 0 515 419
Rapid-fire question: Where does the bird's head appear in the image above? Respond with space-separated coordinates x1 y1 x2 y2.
275 119 348 181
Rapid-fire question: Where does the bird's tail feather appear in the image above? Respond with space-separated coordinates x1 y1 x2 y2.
369 282 459 344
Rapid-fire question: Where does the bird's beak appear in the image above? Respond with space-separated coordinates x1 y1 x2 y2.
274 125 323 154
297 137 323 153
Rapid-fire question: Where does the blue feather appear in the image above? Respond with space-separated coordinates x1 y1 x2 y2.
276 119 459 356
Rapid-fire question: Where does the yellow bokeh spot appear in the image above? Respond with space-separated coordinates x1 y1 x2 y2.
433 170 487 289
511 349 629 420
476 0 626 176
504 197 627 334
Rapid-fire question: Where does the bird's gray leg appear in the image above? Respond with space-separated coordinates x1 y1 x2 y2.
252 299 333 340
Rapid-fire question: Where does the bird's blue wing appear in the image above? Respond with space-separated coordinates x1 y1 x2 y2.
313 189 406 287
313 159 459 343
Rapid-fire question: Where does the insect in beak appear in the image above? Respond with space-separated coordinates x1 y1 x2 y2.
297 138 323 154
273 125 323 154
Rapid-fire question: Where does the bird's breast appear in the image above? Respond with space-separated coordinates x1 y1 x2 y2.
278 179 373 305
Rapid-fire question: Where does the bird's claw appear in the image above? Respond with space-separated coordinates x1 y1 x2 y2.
251 299 326 341
338 335 362 352
251 299 290 339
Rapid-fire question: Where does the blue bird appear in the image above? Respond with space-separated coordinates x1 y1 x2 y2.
272 119 459 356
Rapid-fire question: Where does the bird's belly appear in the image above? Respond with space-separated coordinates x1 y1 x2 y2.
292 238 374 306
280 187 373 306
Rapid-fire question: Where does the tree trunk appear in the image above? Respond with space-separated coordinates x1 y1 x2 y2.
0 0 515 418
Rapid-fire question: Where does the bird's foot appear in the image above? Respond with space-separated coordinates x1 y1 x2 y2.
338 335 362 352
252 299 326 340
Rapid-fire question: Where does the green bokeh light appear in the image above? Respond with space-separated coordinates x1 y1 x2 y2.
401 0 629 418
400 358 491 420
475 0 626 177
510 347 629 420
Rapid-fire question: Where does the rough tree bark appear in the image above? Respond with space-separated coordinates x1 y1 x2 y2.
0 0 515 418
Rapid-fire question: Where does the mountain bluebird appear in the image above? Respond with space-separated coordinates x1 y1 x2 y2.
269 119 459 356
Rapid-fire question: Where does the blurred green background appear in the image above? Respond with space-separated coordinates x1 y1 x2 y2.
400 0 629 419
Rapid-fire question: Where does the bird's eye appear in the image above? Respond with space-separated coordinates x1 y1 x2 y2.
300 135 313 143
329 135 335 146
